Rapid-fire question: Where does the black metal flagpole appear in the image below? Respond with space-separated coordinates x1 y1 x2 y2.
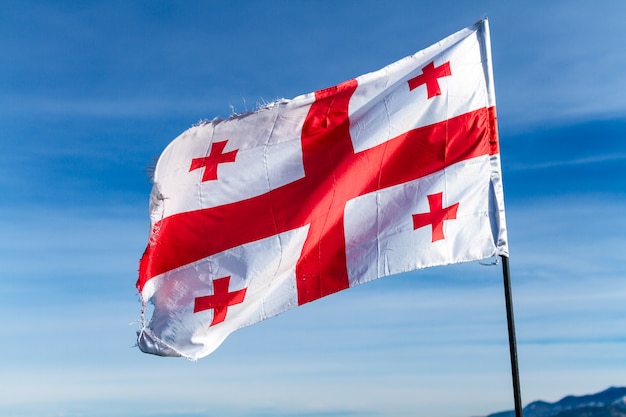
501 255 524 417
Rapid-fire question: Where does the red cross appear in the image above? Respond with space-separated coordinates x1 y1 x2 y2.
194 276 247 326
412 192 460 242
139 78 498 306
407 61 452 99
189 140 238 182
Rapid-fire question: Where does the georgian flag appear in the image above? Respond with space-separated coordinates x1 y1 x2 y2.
137 19 508 360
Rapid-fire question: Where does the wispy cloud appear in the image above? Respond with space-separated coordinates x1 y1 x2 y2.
1 96 215 119
508 153 626 171
490 2 626 125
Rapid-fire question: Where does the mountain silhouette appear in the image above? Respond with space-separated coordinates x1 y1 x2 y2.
482 387 626 417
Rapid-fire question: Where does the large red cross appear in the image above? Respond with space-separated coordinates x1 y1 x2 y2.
412 192 460 242
194 276 247 326
189 140 238 182
139 77 498 306
408 61 452 99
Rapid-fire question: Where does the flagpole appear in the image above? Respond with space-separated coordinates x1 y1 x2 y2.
501 255 523 417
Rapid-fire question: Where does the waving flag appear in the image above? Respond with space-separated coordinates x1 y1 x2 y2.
137 19 507 360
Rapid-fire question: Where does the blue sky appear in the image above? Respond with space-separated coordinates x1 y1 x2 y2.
1 1 625 416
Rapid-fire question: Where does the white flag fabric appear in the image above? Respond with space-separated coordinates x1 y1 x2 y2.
137 19 507 360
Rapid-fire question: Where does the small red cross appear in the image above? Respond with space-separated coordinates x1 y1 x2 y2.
412 192 459 242
194 276 247 326
408 61 452 99
189 140 238 182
